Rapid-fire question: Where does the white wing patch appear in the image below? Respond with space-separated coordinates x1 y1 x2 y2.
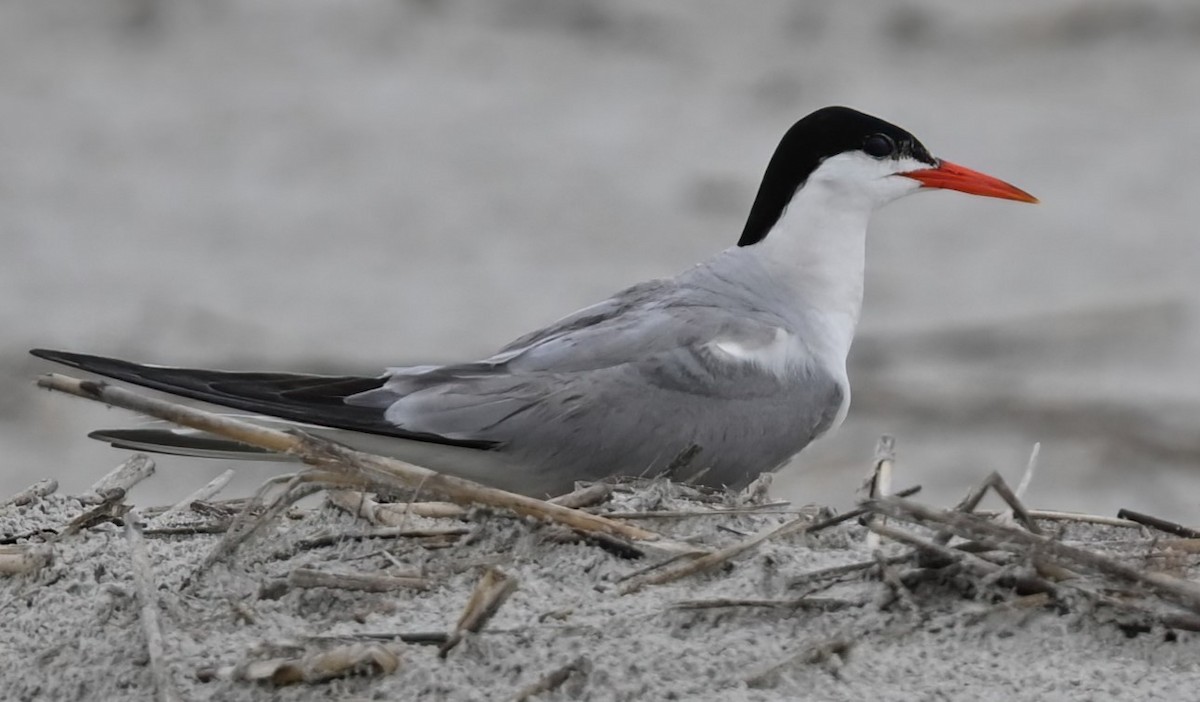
707 326 804 378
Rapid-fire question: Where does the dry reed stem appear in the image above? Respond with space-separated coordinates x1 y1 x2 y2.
327 490 467 523
287 566 432 592
862 435 895 551
440 566 518 657
511 657 588 701
0 545 53 576
619 485 920 594
745 636 852 688
868 496 1200 615
79 454 155 504
1116 508 1200 539
548 483 613 509
38 373 670 547
126 511 182 702
198 643 402 685
155 469 235 522
2 479 58 508
973 509 1138 528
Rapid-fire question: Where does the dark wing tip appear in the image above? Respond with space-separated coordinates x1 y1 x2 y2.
88 428 276 454
30 348 75 364
32 348 502 452
30 348 118 372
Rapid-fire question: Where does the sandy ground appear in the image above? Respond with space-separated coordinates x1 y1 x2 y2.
3 1 1200 698
2 476 1199 701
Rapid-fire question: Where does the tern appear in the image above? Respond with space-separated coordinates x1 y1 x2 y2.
32 106 1037 497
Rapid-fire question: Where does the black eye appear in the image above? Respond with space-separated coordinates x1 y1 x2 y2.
863 134 895 158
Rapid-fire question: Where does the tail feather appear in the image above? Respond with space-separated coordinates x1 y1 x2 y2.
88 428 291 461
30 348 498 450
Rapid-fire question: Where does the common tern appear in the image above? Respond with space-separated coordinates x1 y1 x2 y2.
32 106 1037 497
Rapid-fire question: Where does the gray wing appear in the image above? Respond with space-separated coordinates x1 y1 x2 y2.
346 279 843 486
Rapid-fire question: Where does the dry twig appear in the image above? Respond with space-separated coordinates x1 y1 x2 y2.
440 567 518 657
974 509 1137 528
59 488 131 537
126 511 182 702
197 643 402 685
286 526 469 555
0 545 53 576
868 496 1200 615
328 490 467 523
861 435 895 551
619 486 920 594
2 479 58 508
1116 508 1200 539
548 483 613 509
674 597 858 612
287 566 431 592
79 454 155 505
787 555 911 590
745 637 853 688
154 469 235 522
38 374 672 548
511 657 589 701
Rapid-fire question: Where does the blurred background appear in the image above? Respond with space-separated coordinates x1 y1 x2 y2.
4 0 1199 519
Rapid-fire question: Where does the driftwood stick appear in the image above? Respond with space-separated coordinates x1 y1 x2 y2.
59 488 132 537
862 435 895 551
933 471 1030 546
984 472 1043 536
0 545 53 576
602 507 807 520
198 643 402 685
619 486 920 594
3 479 58 508
189 474 338 582
287 526 469 554
1116 509 1200 539
548 483 613 509
141 523 231 537
440 567 518 658
867 521 1059 597
287 566 431 592
155 469 236 522
674 597 857 612
511 657 588 702
974 509 1138 529
787 555 911 589
861 435 895 499
327 490 467 524
868 496 1200 615
126 512 182 702
327 483 612 526
1014 443 1041 500
38 374 667 546
79 454 155 504
745 636 852 688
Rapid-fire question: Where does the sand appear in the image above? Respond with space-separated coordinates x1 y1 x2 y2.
2 472 1198 701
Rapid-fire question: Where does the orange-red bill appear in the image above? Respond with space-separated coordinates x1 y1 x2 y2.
902 160 1038 203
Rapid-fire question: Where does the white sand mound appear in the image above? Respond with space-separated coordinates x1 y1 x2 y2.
2 475 1198 701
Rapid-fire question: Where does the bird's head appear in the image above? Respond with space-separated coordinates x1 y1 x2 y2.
738 106 1037 247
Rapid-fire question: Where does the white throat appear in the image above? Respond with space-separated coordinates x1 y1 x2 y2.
749 188 870 372
741 152 924 369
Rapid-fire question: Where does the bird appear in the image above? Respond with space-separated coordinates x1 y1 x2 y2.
31 106 1037 498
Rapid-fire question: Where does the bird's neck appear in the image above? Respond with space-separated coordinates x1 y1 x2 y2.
741 187 871 367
